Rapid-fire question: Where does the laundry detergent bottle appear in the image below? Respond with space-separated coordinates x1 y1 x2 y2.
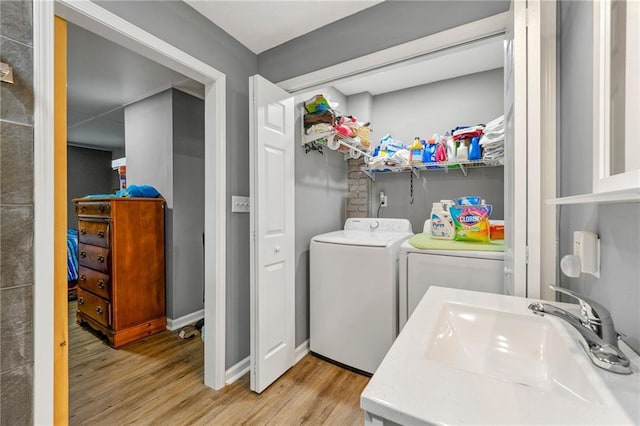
409 137 424 164
430 202 455 240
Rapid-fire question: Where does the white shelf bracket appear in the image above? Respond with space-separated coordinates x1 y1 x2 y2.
362 168 375 180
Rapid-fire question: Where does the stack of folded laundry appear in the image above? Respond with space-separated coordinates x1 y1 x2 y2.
479 115 504 160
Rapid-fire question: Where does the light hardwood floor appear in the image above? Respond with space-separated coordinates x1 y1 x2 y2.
68 302 370 425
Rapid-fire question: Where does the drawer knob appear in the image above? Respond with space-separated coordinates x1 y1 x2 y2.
96 306 104 315
79 206 86 212
78 297 84 305
80 228 86 235
97 280 105 289
80 274 86 281
97 230 105 238
98 205 106 213
79 251 86 258
97 255 105 263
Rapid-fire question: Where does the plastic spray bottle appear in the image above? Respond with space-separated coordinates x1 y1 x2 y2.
469 136 482 160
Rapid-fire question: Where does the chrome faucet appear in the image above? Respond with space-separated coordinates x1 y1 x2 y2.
528 285 632 375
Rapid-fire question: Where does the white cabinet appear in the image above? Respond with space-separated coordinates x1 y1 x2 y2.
551 0 640 204
593 0 640 196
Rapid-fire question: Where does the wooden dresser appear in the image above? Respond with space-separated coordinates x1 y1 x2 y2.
74 197 166 348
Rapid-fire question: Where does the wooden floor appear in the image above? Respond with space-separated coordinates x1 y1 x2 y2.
68 302 370 425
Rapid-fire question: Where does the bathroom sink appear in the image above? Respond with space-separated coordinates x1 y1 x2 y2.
425 302 605 404
361 287 640 426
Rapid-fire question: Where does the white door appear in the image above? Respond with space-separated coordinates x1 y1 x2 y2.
249 74 295 393
503 0 528 297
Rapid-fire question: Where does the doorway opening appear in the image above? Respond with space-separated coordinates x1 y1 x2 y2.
33 1 227 423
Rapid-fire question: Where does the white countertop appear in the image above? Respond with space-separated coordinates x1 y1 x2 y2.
360 287 640 425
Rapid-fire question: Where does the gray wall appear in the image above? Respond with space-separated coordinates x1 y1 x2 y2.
295 87 348 345
373 168 505 232
0 0 34 423
347 92 373 122
371 69 504 146
96 0 258 367
66 146 114 228
124 89 205 320
124 90 173 205
558 0 640 353
370 70 505 231
172 89 205 318
258 1 510 83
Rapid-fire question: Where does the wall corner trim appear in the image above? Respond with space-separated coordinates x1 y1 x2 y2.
225 356 250 385
295 339 310 364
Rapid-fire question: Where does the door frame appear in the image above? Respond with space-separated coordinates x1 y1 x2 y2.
33 1 227 423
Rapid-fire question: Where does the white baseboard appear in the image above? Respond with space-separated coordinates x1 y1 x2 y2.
224 340 310 386
166 309 204 331
295 339 310 364
225 356 250 384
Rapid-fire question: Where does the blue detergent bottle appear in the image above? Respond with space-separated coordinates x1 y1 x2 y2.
469 136 482 160
423 137 437 163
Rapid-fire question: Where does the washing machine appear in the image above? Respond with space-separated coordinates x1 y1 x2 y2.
398 220 505 329
310 218 413 374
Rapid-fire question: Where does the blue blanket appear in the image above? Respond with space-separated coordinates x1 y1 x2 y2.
116 184 161 198
67 229 79 282
83 184 161 199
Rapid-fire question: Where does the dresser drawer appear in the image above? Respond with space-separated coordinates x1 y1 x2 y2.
78 289 111 327
76 201 111 218
78 220 110 248
77 265 111 300
78 243 110 274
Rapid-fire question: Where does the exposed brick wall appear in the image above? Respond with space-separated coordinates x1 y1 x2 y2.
346 157 370 218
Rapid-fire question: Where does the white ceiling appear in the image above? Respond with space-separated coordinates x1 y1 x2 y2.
67 23 203 151
333 36 504 96
185 0 384 54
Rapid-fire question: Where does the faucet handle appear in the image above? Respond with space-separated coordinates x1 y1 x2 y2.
548 285 611 324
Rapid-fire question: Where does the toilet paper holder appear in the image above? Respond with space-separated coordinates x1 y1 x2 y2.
560 231 600 278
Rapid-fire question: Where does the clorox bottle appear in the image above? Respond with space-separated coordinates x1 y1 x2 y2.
430 202 455 240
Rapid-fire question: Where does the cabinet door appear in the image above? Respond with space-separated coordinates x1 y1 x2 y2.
593 0 640 193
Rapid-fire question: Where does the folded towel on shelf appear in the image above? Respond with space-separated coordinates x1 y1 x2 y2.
484 115 504 129
478 115 504 160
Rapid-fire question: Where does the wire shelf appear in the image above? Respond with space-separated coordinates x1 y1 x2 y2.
361 158 504 179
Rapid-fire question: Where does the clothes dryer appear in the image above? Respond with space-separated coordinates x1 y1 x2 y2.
398 220 504 329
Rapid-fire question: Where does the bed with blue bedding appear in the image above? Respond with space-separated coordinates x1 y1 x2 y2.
67 229 78 299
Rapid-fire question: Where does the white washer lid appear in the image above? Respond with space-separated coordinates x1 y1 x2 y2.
313 230 412 247
345 218 413 233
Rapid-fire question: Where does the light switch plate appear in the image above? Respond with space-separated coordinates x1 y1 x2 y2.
232 196 250 213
